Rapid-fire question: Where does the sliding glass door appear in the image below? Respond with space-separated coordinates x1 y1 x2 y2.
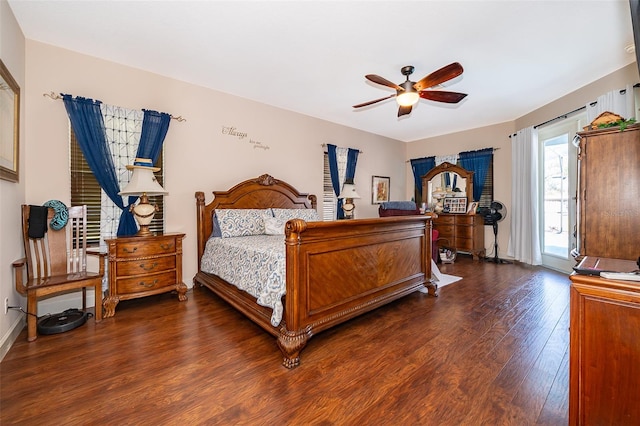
537 115 584 272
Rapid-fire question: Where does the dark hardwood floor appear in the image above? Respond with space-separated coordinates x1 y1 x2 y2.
1 256 570 425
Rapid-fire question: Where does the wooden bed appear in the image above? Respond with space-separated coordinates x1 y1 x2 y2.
194 174 436 368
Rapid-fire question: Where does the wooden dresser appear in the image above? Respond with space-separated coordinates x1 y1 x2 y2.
432 214 485 260
569 258 640 425
576 124 640 260
103 233 187 318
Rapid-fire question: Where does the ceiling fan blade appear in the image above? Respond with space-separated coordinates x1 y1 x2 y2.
365 74 404 91
397 105 412 117
352 94 396 108
413 62 464 91
419 90 468 103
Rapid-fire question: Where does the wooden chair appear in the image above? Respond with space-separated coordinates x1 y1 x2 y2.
12 204 106 341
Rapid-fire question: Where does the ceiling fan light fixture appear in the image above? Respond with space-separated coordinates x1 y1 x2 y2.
396 91 419 107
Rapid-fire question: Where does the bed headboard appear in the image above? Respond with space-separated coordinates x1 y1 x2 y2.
195 174 317 270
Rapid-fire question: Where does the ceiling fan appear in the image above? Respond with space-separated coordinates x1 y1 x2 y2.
353 62 467 117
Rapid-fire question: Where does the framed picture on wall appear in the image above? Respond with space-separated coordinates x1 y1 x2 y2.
0 59 20 183
372 175 390 204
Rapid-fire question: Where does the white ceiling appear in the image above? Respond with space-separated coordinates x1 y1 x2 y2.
8 0 636 142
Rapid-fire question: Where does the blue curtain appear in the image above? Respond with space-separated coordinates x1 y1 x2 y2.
137 109 171 162
410 156 435 202
345 148 359 183
121 109 173 227
62 95 138 236
327 144 344 219
459 148 493 202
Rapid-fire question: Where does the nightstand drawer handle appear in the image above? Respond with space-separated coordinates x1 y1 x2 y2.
123 247 138 254
160 243 174 251
140 262 158 271
139 279 158 288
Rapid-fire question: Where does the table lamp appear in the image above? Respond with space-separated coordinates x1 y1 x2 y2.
338 182 361 219
119 158 168 236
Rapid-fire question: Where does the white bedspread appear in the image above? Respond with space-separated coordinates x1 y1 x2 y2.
200 235 286 326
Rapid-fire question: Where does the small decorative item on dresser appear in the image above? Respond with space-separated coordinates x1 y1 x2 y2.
102 233 187 318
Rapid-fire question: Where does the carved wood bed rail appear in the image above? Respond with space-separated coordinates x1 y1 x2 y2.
194 174 435 368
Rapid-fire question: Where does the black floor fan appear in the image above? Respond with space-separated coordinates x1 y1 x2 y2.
479 201 512 264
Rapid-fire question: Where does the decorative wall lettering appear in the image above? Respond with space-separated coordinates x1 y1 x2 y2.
221 125 270 150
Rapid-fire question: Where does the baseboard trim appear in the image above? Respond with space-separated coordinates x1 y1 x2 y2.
0 315 25 362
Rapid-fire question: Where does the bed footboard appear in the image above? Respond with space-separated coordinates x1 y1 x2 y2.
278 215 434 368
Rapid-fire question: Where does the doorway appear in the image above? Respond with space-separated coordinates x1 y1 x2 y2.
537 114 584 272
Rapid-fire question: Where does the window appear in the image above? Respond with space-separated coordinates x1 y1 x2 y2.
322 153 335 220
70 129 164 245
477 159 494 209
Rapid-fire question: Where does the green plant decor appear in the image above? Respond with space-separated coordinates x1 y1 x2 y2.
597 118 636 131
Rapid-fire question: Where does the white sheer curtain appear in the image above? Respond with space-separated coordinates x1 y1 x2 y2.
100 104 144 250
435 154 458 166
586 84 636 122
335 146 349 190
507 126 542 265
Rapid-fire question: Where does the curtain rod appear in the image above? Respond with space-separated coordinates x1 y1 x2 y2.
43 92 186 122
321 143 363 154
509 84 640 138
405 147 500 163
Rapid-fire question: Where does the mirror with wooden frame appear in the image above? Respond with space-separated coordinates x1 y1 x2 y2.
421 162 474 210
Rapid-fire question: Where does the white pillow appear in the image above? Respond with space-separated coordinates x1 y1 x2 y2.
215 209 273 238
272 208 320 222
264 216 287 235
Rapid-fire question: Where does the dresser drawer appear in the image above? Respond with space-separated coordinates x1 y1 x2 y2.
114 236 178 259
434 224 454 239
116 271 177 294
456 225 476 239
456 237 475 251
116 256 176 276
434 215 455 225
455 215 476 225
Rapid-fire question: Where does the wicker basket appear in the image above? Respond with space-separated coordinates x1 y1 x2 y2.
437 238 457 264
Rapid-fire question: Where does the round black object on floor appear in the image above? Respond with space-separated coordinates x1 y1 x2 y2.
37 309 90 335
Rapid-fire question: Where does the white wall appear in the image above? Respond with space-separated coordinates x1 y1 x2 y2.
0 0 26 358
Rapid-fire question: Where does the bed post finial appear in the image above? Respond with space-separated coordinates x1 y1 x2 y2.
255 174 278 186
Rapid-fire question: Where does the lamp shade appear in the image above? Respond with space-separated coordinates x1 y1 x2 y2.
338 183 361 199
119 167 168 196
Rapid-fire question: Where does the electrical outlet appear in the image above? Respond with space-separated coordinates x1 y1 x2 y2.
4 298 8 315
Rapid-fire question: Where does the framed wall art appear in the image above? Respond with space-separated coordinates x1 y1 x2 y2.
0 59 19 183
372 175 390 204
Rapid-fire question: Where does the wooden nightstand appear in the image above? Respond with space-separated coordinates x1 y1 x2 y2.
103 233 187 318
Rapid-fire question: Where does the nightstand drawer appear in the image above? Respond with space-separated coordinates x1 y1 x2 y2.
117 256 176 276
114 236 178 258
116 271 177 294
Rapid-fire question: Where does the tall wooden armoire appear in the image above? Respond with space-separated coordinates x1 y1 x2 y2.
576 124 640 261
